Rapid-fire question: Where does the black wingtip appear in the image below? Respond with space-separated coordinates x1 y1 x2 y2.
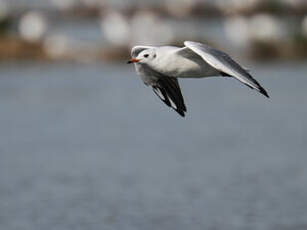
153 77 187 117
259 86 270 98
176 110 186 117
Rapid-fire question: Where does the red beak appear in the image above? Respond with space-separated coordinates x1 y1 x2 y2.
127 58 140 64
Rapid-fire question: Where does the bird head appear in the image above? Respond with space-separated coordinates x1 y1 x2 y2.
127 48 156 64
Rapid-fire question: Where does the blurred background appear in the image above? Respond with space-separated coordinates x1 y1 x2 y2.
1 0 307 229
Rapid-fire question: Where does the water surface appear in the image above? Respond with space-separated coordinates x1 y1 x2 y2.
0 61 307 230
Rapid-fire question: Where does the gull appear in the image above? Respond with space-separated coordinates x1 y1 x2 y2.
128 41 269 117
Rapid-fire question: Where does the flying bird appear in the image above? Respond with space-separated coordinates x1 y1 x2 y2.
128 41 269 117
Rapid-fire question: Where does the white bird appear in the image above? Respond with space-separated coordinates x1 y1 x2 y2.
128 41 269 117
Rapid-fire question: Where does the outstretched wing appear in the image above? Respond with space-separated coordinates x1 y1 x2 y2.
152 77 187 117
184 41 269 98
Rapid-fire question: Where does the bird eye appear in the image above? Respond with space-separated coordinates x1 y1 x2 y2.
144 54 149 58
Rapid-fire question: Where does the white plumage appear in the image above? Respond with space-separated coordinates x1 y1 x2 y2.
128 41 269 117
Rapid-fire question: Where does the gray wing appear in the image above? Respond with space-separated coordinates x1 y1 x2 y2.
184 41 269 98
